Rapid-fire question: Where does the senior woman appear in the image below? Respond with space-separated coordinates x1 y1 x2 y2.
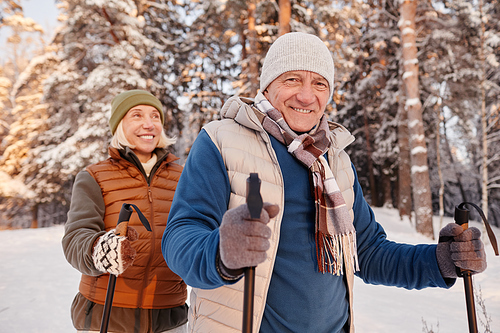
62 90 188 333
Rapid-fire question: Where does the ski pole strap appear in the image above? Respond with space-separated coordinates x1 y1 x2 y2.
455 202 499 256
117 203 152 231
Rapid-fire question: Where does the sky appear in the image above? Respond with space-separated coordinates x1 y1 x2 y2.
0 0 60 60
22 0 60 32
0 206 499 332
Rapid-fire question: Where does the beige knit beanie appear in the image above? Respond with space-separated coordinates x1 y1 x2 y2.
109 90 164 134
259 32 335 100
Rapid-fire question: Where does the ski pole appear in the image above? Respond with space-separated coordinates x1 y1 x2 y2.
453 202 499 333
243 173 263 333
100 203 151 333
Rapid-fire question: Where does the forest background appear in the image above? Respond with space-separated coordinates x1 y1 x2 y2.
0 0 499 236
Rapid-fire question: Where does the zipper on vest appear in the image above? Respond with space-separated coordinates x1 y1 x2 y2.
138 185 155 308
136 185 154 308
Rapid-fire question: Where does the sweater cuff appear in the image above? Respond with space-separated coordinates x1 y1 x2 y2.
216 249 244 281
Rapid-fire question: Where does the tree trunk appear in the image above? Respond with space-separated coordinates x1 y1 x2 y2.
397 97 412 221
479 0 488 219
30 203 38 228
240 15 247 61
279 0 291 36
436 104 444 229
399 0 434 238
382 166 393 208
364 107 379 206
247 0 259 96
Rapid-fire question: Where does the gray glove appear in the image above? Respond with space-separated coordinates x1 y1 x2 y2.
219 202 280 271
92 225 139 276
436 223 487 278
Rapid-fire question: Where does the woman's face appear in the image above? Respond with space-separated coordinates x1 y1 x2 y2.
121 105 163 162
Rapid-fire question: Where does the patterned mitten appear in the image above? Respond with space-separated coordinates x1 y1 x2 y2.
436 223 487 278
92 226 139 275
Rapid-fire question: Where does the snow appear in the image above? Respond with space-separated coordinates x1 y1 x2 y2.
402 71 414 80
0 207 498 332
406 98 420 107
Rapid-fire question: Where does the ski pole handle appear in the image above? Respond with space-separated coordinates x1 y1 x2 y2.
247 173 263 219
454 204 469 231
242 173 263 333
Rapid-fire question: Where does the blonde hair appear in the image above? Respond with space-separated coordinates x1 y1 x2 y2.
110 120 177 150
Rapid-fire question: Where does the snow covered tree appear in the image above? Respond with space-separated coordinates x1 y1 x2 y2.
335 0 401 208
419 0 500 225
0 3 46 79
399 0 434 238
0 0 56 228
479 0 500 225
1 0 190 227
2 0 497 229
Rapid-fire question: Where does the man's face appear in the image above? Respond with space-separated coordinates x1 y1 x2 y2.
263 70 330 132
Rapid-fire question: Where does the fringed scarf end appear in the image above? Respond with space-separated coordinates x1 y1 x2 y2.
317 231 359 275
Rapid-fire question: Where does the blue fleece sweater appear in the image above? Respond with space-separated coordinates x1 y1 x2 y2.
162 129 452 332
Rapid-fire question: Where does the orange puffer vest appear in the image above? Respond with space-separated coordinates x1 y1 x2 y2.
79 147 186 309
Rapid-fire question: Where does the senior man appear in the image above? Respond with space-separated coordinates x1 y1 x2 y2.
162 32 486 333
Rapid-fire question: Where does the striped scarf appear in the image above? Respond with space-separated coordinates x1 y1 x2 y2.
254 92 359 275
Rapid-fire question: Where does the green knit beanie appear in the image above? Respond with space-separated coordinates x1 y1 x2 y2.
109 90 164 134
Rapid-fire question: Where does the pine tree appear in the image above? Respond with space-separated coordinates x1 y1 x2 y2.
399 0 434 238
419 0 500 225
1 0 189 227
335 0 400 208
0 1 55 228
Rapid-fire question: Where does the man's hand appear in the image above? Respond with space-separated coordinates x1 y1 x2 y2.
436 223 487 278
92 226 139 276
219 202 279 271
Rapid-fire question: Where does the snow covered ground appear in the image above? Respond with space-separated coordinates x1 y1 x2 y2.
0 207 498 332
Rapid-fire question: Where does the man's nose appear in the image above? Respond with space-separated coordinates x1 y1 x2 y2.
296 84 315 104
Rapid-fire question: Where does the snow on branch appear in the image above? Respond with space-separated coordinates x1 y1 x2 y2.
486 54 499 68
0 171 35 198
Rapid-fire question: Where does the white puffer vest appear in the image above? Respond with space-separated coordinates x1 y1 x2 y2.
189 96 357 333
